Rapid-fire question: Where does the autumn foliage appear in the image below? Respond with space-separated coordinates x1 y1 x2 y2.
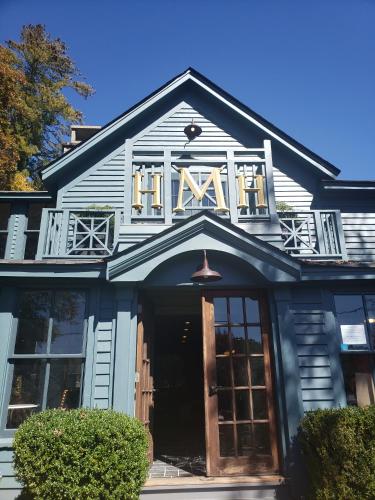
0 25 93 190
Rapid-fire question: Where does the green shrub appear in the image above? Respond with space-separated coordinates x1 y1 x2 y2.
13 408 149 500
299 406 375 500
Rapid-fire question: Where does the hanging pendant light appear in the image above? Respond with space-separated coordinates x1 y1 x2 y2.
190 250 222 283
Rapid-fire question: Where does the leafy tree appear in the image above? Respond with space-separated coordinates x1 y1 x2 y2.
0 24 94 190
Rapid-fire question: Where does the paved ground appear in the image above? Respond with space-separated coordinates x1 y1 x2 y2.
149 456 206 478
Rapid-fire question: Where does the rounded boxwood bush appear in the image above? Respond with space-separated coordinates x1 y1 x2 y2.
299 406 375 500
13 408 149 499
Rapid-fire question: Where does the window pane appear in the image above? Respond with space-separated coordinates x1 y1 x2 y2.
15 291 51 354
251 357 265 386
247 326 263 354
237 423 253 456
24 233 39 259
231 326 246 354
253 423 271 454
0 203 10 230
219 424 235 457
51 291 85 354
27 203 44 230
229 298 244 324
245 298 260 323
233 357 249 386
214 298 227 323
47 359 82 410
218 390 233 421
334 295 368 347
215 327 230 355
235 390 250 420
252 390 268 419
6 360 45 428
216 357 231 387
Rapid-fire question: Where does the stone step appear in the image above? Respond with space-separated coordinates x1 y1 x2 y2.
141 481 291 500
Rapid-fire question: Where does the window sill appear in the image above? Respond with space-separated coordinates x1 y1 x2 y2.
0 437 13 448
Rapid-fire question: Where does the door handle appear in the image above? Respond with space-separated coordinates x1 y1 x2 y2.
209 385 218 396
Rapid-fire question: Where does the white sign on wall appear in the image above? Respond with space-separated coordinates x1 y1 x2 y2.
340 324 367 345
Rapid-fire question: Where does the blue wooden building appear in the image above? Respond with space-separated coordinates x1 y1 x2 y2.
0 68 374 499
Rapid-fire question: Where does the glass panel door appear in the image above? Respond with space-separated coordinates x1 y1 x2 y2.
202 291 279 476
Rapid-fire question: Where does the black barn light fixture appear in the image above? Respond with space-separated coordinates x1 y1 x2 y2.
184 119 202 141
190 250 222 283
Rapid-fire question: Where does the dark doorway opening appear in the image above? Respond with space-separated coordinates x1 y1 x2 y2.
152 310 206 475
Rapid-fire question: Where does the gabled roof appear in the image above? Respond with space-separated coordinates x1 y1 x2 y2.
107 211 301 283
42 67 340 183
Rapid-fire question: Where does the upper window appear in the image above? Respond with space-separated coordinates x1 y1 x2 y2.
130 147 270 224
2 289 87 431
24 202 54 259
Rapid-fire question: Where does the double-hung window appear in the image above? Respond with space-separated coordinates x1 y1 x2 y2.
2 289 87 433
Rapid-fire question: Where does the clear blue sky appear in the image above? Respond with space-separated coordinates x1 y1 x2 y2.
1 0 374 179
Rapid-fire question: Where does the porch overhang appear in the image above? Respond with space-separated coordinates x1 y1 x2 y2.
106 212 301 283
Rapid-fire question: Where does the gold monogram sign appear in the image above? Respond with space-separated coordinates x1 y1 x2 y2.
132 167 267 212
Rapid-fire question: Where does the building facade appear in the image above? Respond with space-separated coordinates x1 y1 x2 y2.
0 69 374 498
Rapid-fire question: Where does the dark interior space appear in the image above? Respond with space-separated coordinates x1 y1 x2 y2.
152 311 206 473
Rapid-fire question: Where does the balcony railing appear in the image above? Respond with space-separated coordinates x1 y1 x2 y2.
38 209 122 258
36 208 346 260
278 210 346 259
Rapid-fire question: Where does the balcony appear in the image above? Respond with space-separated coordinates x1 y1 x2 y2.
38 209 122 258
278 210 346 259
35 208 346 260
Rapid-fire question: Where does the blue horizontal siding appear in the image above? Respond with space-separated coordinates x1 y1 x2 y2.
61 149 125 210
291 290 335 411
93 287 115 410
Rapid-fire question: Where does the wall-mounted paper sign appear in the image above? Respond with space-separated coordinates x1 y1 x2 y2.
340 324 367 345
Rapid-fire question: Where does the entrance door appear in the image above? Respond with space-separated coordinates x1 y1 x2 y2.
135 300 154 462
202 291 279 476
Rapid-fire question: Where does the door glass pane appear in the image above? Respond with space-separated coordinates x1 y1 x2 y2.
216 357 231 387
219 424 235 457
235 390 250 420
215 327 230 355
218 390 233 421
253 424 271 454
231 326 246 354
51 291 85 354
247 326 263 354
251 357 265 386
253 390 268 419
15 291 51 354
237 423 253 456
229 298 244 324
233 357 249 386
214 298 227 323
47 359 82 409
245 298 260 323
6 360 46 428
